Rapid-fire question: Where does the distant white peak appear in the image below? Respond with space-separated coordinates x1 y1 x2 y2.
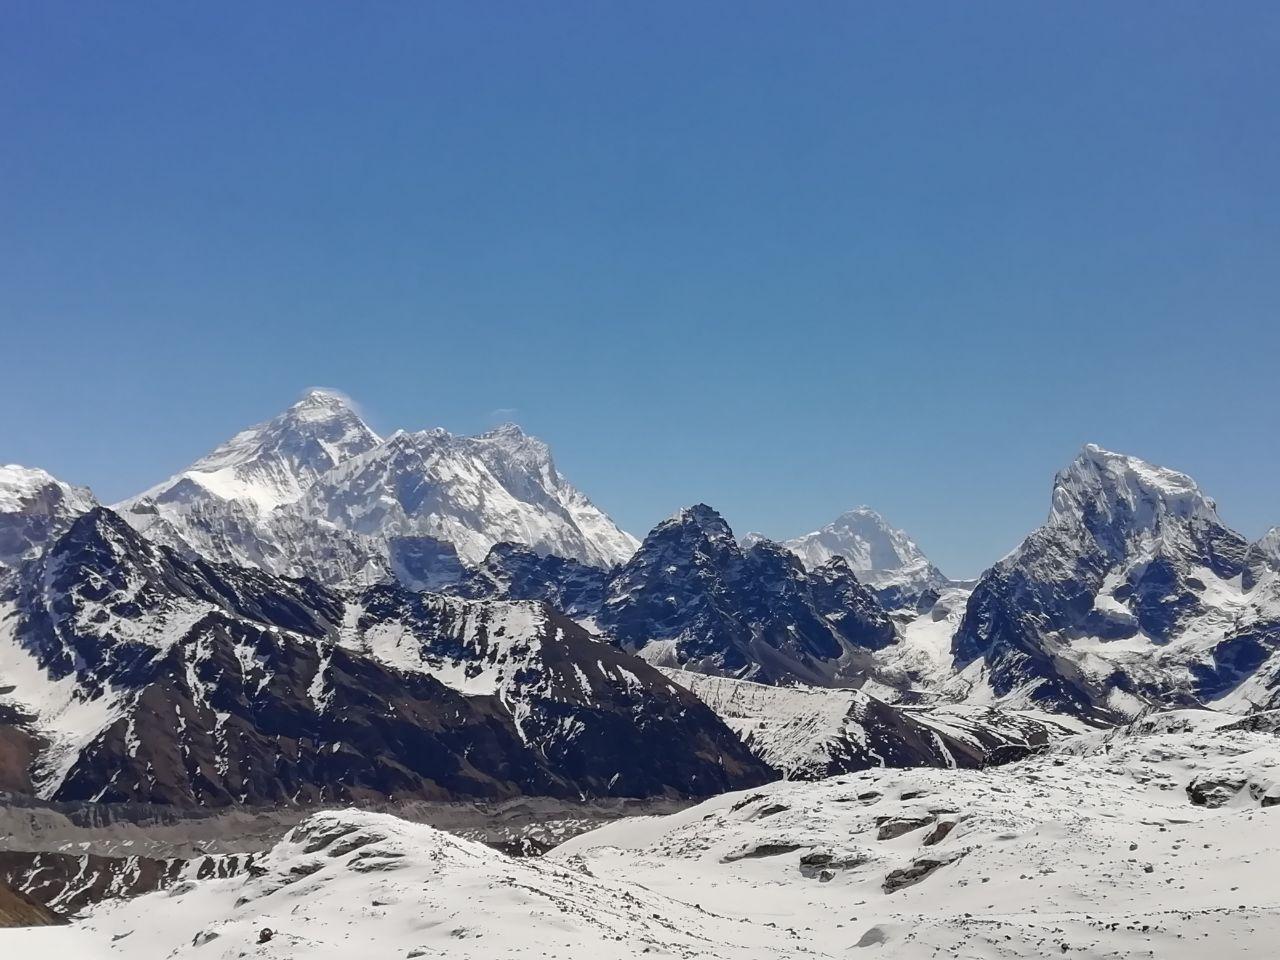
1250 527 1280 568
287 417 637 568
124 392 381 514
473 423 555 475
785 506 930 576
480 421 529 441
739 531 770 549
1049 444 1221 533
0 464 96 515
288 388 362 421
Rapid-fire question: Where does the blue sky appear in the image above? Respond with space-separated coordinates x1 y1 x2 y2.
2 2 1277 576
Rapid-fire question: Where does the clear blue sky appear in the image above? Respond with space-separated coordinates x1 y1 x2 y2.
3 2 1278 576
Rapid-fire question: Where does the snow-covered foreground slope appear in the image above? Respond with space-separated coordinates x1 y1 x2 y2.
553 710 1280 958
7 710 1279 957
6 810 808 959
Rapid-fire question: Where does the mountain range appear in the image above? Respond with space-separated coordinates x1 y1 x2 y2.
0 506 766 805
3 390 1279 809
115 390 638 588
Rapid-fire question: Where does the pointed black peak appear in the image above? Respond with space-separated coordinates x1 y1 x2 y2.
33 506 182 601
666 503 734 538
60 506 152 557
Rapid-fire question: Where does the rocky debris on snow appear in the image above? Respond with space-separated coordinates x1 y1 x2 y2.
0 880 63 928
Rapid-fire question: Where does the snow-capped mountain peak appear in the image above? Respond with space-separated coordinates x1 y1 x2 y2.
0 465 95 518
1047 444 1223 549
783 506 949 611
954 445 1260 719
126 390 381 515
107 393 636 581
0 464 97 568
293 423 638 568
1244 526 1280 591
787 506 928 573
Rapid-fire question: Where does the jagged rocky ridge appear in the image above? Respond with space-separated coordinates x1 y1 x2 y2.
444 470 1280 719
116 390 638 586
0 507 768 806
454 504 898 687
5 431 1280 792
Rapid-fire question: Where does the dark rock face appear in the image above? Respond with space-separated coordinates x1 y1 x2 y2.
457 542 609 618
882 852 967 893
347 588 771 799
1 509 772 808
448 506 897 687
57 623 566 805
806 556 899 652
951 551 1100 715
602 512 896 684
0 850 252 916
0 702 41 794
387 536 467 591
1189 633 1272 701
